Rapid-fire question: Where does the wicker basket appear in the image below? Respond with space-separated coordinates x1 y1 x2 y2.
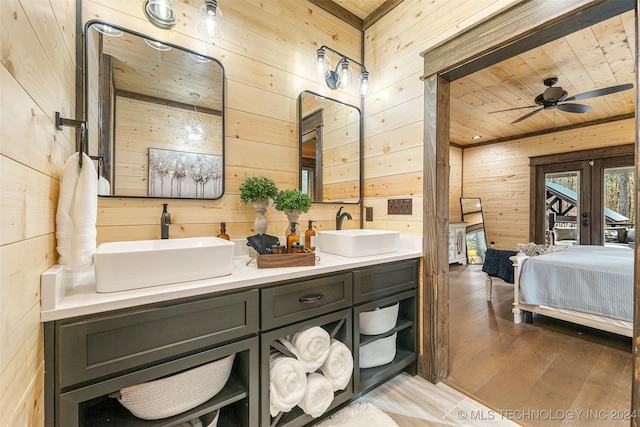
359 333 396 369
117 354 234 420
359 303 399 335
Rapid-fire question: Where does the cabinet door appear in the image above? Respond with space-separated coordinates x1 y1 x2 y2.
353 259 418 304
57 290 259 388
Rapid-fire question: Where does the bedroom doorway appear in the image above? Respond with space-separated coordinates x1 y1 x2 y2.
531 147 635 246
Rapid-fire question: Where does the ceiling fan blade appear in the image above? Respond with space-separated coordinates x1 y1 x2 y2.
511 107 544 124
565 83 634 101
488 105 538 114
556 103 592 113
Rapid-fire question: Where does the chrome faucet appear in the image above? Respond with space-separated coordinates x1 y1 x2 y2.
336 206 352 230
161 203 171 239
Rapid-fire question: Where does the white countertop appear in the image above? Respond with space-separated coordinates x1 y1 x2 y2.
41 236 422 322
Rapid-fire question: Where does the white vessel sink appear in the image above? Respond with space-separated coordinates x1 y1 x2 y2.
94 237 235 293
317 229 400 257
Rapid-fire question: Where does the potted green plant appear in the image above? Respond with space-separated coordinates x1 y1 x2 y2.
239 176 278 234
274 189 312 237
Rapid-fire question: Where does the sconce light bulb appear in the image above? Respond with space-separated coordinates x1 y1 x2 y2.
359 71 369 96
144 0 177 28
313 49 331 78
199 0 223 40
338 59 353 90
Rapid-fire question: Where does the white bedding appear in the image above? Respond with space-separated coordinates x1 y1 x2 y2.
519 245 634 322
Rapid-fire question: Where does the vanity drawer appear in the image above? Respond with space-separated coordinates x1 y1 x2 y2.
353 259 419 304
57 290 259 388
261 272 352 330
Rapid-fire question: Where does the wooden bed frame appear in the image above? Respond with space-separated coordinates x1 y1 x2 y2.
486 244 633 337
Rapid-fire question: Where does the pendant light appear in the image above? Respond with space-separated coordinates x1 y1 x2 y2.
144 0 177 29
198 0 223 41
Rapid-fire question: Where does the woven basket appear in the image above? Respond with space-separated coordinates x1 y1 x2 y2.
359 333 396 369
117 354 235 420
359 303 399 335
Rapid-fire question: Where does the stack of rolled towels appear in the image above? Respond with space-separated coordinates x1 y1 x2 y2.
269 326 353 419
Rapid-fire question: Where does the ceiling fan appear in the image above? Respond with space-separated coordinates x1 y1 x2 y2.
490 77 634 124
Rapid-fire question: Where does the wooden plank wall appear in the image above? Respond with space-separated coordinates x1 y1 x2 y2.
361 0 521 235
83 0 364 243
0 1 76 425
462 118 636 250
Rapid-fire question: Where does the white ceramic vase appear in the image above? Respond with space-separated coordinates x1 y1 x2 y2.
252 200 269 235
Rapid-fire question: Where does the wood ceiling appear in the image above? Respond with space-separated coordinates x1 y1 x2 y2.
319 1 636 147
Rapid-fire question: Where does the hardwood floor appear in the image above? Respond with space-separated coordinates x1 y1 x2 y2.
445 264 632 426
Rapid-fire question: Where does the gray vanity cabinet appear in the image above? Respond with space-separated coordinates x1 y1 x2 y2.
45 290 260 427
353 259 418 393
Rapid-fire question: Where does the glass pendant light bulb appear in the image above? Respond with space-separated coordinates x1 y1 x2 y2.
313 48 331 78
359 71 370 96
144 0 177 29
338 59 353 90
198 0 223 40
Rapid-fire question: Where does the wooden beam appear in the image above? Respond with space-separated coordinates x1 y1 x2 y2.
421 0 635 81
115 89 223 117
364 0 404 30
308 0 363 30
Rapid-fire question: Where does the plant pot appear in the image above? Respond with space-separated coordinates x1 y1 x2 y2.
253 200 270 234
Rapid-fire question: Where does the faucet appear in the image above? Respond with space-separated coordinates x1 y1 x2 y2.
161 203 171 239
336 206 352 230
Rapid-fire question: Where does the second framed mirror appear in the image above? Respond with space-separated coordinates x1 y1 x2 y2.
298 91 361 203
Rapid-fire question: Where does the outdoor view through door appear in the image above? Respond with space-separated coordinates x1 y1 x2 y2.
534 149 635 246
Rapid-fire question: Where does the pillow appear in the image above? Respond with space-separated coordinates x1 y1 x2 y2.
522 242 553 257
626 229 635 243
553 227 577 242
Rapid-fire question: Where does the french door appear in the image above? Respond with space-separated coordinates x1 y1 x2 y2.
532 150 635 246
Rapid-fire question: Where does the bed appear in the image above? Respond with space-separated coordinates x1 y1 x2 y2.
511 245 634 337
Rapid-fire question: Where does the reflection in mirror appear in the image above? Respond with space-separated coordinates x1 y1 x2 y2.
85 21 225 199
298 91 361 203
460 197 488 264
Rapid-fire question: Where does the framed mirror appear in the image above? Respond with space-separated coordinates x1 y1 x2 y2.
298 91 361 203
85 21 225 199
460 197 488 264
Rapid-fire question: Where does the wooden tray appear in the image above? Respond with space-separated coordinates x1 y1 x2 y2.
256 252 315 269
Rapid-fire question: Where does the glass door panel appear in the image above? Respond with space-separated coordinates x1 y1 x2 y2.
546 171 581 245
603 166 635 245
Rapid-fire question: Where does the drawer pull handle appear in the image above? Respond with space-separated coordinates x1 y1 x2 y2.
300 293 324 303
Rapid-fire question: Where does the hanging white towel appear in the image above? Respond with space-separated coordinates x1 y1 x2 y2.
297 373 334 418
320 339 353 391
269 355 307 417
56 152 97 269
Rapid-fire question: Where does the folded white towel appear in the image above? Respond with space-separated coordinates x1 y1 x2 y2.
298 373 334 418
320 339 353 391
284 326 331 373
269 355 307 417
56 152 97 269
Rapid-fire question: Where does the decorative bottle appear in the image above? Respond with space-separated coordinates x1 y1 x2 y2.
217 222 230 240
286 222 300 253
305 220 316 251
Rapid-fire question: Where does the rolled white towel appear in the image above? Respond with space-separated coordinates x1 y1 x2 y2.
56 152 97 269
297 373 334 418
320 339 353 391
284 326 331 373
269 356 307 417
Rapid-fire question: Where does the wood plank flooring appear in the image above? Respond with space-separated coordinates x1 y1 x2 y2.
446 264 632 426
355 264 632 426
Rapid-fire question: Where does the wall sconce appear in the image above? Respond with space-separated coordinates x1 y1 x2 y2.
313 46 369 96
144 0 177 29
198 0 223 40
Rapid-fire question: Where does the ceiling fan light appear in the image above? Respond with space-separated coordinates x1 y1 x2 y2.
144 0 177 29
198 0 223 40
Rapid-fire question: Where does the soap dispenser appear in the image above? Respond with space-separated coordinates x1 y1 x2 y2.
305 220 316 251
217 222 230 240
286 222 300 253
